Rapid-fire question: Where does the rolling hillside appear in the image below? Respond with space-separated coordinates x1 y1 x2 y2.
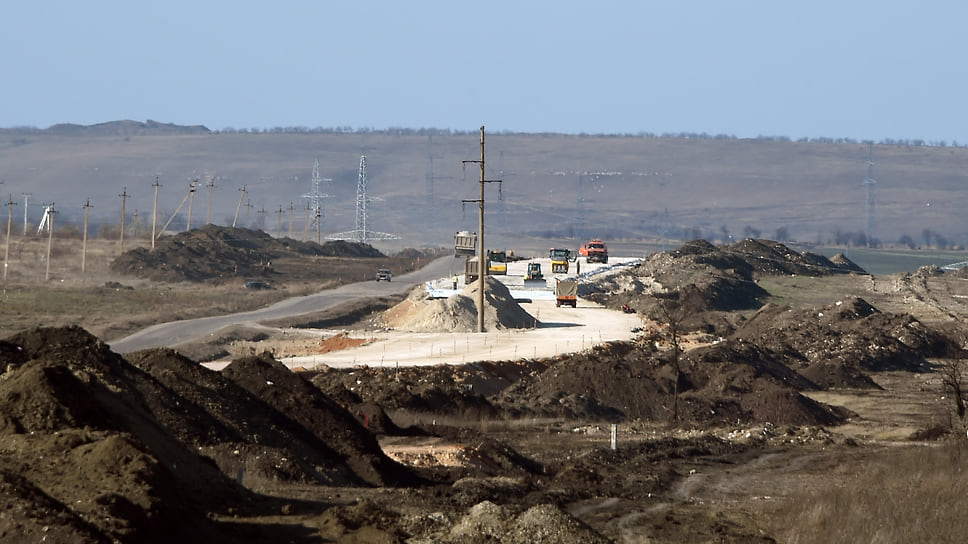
2 121 968 254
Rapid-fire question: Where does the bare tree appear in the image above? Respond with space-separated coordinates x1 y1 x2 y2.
652 290 691 423
939 359 968 436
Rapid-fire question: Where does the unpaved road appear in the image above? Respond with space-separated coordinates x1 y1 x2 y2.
108 256 456 353
113 253 646 370
275 297 644 370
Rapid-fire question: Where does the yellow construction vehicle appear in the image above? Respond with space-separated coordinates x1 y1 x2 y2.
524 262 544 285
550 248 571 274
487 250 508 275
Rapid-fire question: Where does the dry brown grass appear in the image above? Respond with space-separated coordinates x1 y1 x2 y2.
0 235 331 340
762 440 968 543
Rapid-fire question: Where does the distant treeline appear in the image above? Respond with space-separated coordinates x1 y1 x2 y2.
0 122 961 149
215 127 962 149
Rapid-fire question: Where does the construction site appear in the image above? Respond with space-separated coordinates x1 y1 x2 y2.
4 126 968 542
3 221 968 542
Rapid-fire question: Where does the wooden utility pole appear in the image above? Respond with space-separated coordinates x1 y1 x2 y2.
258 205 266 232
44 205 55 281
232 185 246 228
301 203 308 241
4 195 15 282
244 199 253 229
119 187 128 253
21 192 30 236
287 201 295 239
158 181 196 238
461 126 502 333
206 176 216 225
476 129 485 333
186 179 197 230
276 206 283 238
82 199 92 273
151 176 160 249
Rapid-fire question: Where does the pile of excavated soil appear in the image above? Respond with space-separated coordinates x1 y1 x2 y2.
0 327 240 542
380 276 538 332
732 297 964 388
110 224 385 282
312 359 552 424
0 326 423 541
313 334 853 427
1 326 621 542
490 338 852 426
583 238 866 319
318 331 372 353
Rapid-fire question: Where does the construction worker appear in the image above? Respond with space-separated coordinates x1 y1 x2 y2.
452 275 458 289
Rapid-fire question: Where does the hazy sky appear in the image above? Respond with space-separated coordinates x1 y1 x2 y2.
3 1 965 143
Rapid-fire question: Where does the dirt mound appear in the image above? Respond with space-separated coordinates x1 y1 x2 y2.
318 331 371 352
732 297 962 388
443 501 610 544
314 498 610 543
492 339 851 426
311 360 545 422
126 347 411 487
680 340 852 426
584 239 866 322
0 326 238 542
381 276 538 332
0 326 425 541
110 224 385 282
723 238 865 276
220 353 423 487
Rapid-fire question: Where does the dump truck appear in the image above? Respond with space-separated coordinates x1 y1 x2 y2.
464 256 487 283
454 231 477 257
487 250 508 275
555 276 578 307
579 239 608 263
524 262 544 285
550 248 572 274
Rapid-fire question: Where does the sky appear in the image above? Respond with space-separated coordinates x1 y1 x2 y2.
2 1 966 144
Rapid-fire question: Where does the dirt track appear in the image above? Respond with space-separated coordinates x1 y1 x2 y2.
228 298 643 370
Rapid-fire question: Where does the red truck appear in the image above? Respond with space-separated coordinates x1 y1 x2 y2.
579 239 608 263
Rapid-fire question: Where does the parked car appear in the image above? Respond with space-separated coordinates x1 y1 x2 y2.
376 268 392 281
244 280 271 290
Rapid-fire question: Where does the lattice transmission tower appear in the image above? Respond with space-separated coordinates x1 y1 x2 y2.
862 143 877 247
303 157 333 239
327 155 398 243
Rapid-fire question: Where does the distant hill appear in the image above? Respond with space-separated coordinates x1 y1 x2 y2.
1 122 967 253
1 119 210 137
